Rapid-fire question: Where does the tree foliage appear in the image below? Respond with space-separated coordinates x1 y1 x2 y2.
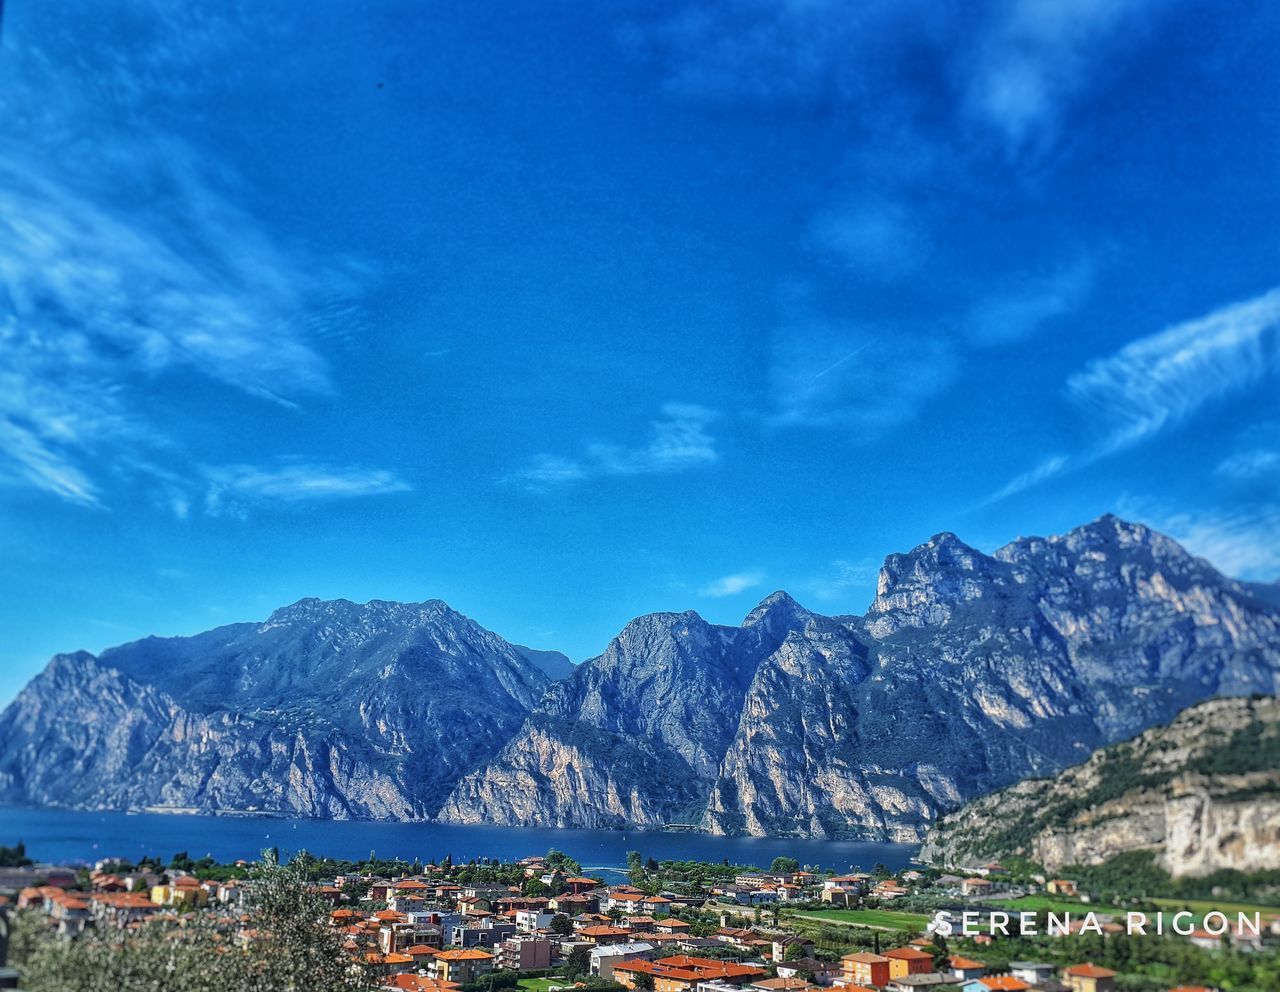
9 854 376 992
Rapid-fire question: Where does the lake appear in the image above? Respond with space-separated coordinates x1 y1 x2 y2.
0 805 918 872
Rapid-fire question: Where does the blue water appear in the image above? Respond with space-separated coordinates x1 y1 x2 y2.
0 805 918 872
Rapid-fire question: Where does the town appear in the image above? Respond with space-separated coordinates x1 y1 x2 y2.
2 845 1278 992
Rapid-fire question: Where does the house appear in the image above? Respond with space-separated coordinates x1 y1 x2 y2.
960 879 993 897
750 978 820 992
874 881 910 900
841 952 892 988
886 978 958 991
608 888 650 913
430 948 495 984
778 959 842 986
449 920 516 948
613 955 767 992
1061 964 1117 992
961 980 1029 992
657 918 693 934
150 876 209 908
390 894 426 914
497 934 554 971
884 947 934 978
772 935 815 961
516 909 555 931
948 957 985 981
385 978 463 992
591 941 658 980
579 924 633 946
565 876 602 894
550 892 599 914
1045 880 1077 897
1009 964 1055 986
1185 929 1222 951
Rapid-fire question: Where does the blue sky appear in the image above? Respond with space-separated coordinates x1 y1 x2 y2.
1 0 1278 704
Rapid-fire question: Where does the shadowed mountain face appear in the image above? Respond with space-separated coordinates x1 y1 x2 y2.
0 599 558 818
3 516 1279 837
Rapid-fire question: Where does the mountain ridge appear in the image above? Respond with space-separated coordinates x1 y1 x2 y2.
3 514 1278 838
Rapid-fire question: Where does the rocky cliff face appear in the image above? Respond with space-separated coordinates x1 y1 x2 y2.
4 516 1279 838
438 609 780 828
919 695 1280 877
442 516 1280 840
0 599 560 818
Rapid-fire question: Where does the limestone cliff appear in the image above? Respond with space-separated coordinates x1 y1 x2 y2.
919 695 1280 876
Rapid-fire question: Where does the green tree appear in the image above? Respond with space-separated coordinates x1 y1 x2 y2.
9 854 376 992
563 945 592 979
550 913 574 936
627 850 645 886
770 857 800 875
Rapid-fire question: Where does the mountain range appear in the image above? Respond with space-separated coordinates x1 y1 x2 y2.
1 514 1278 841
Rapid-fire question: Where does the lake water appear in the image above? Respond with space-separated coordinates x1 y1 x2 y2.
0 805 918 873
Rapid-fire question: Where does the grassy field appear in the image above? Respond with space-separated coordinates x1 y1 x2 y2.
518 979 567 992
786 907 931 931
1149 896 1280 919
990 894 1121 915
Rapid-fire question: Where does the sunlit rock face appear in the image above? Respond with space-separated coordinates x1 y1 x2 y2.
921 695 1280 877
446 517 1280 839
4 516 1279 837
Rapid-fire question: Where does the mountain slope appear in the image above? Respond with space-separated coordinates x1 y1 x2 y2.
3 515 1279 837
443 516 1280 839
0 599 557 817
919 694 1280 877
438 609 781 829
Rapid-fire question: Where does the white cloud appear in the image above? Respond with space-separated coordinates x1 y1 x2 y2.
1067 286 1280 451
964 0 1172 154
1217 448 1280 481
989 287 1280 501
203 464 411 517
0 6 401 515
516 403 719 489
1117 496 1280 581
699 571 766 597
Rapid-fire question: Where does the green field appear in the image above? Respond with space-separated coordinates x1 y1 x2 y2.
990 894 1124 916
518 979 567 992
787 907 931 931
1149 896 1280 919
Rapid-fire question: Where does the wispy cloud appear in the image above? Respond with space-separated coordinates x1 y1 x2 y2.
699 570 766 597
516 403 719 489
1067 286 1280 451
0 5 401 515
203 464 411 517
964 0 1171 155
1117 495 1280 581
1217 448 1280 481
990 286 1280 500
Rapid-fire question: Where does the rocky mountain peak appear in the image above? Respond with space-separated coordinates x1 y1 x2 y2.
742 590 812 636
868 531 1006 633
